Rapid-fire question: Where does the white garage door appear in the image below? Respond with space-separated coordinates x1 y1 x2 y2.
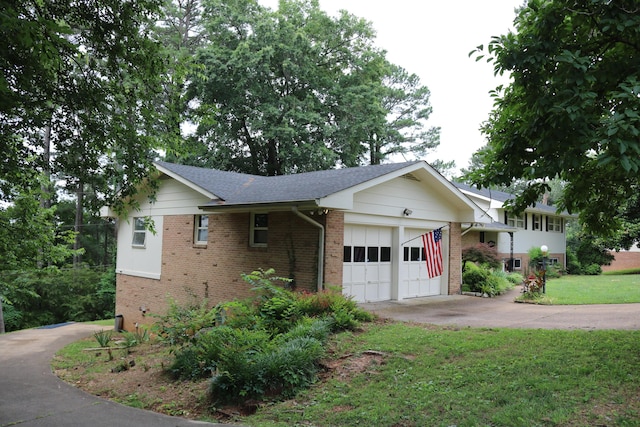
342 225 392 303
400 228 443 298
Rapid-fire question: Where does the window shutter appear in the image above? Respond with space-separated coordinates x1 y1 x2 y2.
545 216 548 232
504 211 508 225
561 218 564 233
524 213 528 230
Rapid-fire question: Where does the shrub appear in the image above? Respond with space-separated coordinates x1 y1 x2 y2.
152 298 216 346
462 262 490 292
462 243 501 270
209 336 324 402
214 300 259 330
170 326 271 380
583 263 602 275
506 272 524 285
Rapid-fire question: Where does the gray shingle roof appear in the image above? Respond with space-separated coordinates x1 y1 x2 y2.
453 181 568 215
156 161 421 206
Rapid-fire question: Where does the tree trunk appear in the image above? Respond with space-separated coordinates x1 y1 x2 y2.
74 181 84 267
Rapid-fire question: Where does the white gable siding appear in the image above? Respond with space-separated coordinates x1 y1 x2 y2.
351 177 469 222
116 177 214 280
116 215 163 280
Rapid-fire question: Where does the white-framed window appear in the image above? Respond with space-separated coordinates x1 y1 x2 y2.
507 214 525 229
548 217 562 232
533 214 541 230
513 258 522 270
251 213 268 247
194 214 209 245
132 217 146 247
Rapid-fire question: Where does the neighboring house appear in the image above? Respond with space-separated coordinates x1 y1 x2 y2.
454 182 575 273
105 161 489 331
602 246 640 272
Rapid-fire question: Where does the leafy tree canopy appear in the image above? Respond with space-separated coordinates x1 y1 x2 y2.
467 0 640 244
1 0 166 211
183 0 442 175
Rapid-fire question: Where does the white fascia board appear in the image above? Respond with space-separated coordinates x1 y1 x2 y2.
154 162 219 201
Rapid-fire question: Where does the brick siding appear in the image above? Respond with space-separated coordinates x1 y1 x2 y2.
448 222 462 295
602 251 640 272
116 210 327 331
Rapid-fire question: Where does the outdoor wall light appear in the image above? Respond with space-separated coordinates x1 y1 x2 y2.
403 208 413 216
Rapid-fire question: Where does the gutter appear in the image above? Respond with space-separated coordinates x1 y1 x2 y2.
291 207 324 292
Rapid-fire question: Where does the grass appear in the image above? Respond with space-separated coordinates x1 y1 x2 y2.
245 323 640 426
544 274 640 304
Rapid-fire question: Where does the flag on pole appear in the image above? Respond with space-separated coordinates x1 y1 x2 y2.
422 228 443 278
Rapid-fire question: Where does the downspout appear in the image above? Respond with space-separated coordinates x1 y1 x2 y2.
291 207 324 292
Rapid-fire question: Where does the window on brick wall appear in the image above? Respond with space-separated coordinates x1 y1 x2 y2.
132 217 146 247
513 258 522 269
251 213 268 247
194 214 209 245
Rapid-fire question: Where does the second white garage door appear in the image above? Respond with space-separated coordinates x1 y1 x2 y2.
342 225 392 303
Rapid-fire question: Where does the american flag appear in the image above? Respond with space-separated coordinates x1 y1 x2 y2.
422 229 443 278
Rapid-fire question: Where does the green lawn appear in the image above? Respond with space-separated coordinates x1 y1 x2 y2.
544 274 640 304
246 323 640 426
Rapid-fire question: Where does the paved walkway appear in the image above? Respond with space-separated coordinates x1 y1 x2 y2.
1 293 638 426
361 287 640 330
0 323 224 427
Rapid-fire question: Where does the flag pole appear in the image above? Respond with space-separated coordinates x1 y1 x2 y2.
400 224 448 246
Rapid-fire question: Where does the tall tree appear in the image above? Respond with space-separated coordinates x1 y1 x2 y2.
1 0 166 212
187 0 442 175
468 0 640 243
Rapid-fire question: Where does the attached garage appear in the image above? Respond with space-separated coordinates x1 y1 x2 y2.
342 225 393 302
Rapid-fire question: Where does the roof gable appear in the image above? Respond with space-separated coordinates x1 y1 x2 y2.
154 161 488 221
453 181 575 217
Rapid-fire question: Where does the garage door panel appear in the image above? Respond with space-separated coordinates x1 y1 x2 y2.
343 225 392 303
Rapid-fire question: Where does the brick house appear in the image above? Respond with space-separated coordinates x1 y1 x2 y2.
107 161 488 331
454 182 575 273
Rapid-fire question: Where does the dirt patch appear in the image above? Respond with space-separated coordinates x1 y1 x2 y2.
54 337 390 423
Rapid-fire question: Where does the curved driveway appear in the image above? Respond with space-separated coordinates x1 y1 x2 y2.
0 323 224 427
1 292 638 426
362 287 640 330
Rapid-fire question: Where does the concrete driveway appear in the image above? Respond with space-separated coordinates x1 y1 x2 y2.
0 323 224 427
361 287 640 330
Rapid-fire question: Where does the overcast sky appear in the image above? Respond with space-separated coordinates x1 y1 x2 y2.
260 0 524 172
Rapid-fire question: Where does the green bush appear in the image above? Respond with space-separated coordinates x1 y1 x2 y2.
214 300 260 330
462 243 501 270
170 326 271 380
152 298 216 346
506 272 524 285
583 263 602 275
209 335 324 402
462 262 490 292
165 268 376 404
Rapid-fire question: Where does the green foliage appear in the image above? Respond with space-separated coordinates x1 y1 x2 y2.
462 263 490 293
468 0 640 241
209 335 325 402
1 265 115 332
603 267 640 275
1 0 166 213
170 326 271 381
184 0 442 174
121 328 150 349
505 272 524 285
566 221 614 275
94 330 112 348
462 262 514 297
462 243 501 270
152 298 217 346
166 269 374 403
